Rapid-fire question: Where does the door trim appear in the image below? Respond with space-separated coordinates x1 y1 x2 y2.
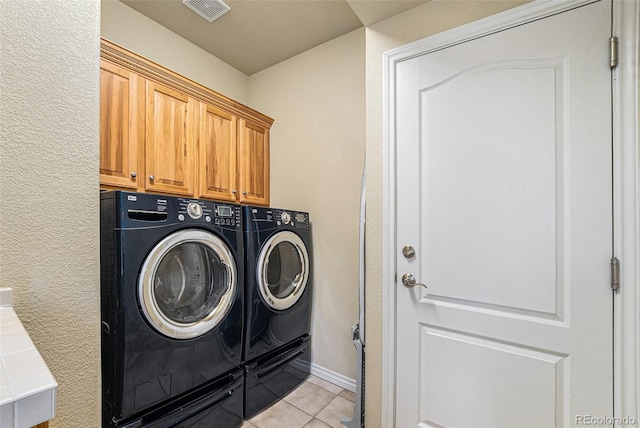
382 1 639 426
612 0 639 421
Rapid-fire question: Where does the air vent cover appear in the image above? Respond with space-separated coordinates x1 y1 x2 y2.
182 0 230 23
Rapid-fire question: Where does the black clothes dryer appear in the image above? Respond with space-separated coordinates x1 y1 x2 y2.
242 206 312 419
100 191 244 428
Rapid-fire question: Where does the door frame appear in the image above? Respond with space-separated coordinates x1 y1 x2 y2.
381 0 639 426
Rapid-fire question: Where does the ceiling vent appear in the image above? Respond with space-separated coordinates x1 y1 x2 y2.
182 0 230 23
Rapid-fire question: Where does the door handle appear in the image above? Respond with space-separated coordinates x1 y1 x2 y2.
401 273 427 290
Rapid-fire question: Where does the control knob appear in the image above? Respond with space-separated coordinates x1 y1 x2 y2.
281 211 291 225
186 202 203 219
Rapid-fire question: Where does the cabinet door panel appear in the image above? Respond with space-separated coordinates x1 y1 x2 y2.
198 103 238 201
100 60 142 189
145 81 195 196
238 119 269 206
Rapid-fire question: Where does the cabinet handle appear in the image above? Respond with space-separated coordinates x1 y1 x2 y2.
130 172 137 178
232 190 237 194
149 175 155 181
242 191 247 196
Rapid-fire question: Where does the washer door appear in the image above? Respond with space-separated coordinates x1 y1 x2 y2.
257 231 309 311
139 229 237 339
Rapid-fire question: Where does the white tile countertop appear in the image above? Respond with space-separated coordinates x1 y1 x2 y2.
0 288 57 427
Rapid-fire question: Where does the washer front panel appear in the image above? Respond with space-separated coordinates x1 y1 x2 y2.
139 229 237 339
256 230 309 311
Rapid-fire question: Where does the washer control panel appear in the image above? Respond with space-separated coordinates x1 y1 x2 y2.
176 198 241 228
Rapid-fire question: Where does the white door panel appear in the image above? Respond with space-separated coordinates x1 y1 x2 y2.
395 1 613 426
419 327 563 428
420 60 560 314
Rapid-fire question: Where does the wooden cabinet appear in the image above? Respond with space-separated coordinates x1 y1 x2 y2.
238 119 270 205
197 103 238 202
99 60 143 189
196 103 271 204
99 39 273 205
145 81 197 197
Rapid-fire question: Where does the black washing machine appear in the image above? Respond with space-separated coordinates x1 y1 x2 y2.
242 206 312 419
100 191 244 428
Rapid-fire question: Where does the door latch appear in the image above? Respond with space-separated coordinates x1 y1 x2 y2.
401 273 427 290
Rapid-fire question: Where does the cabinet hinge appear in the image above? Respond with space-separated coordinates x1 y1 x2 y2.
611 257 620 291
610 36 619 69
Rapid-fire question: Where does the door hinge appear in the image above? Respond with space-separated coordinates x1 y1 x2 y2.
610 36 619 69
611 257 620 291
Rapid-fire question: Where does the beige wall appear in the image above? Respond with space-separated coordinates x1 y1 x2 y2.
0 1 101 427
101 0 249 103
364 1 530 426
248 28 366 380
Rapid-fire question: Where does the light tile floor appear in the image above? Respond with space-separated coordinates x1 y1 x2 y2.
242 375 356 428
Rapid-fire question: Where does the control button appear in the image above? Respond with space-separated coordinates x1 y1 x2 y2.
178 214 185 221
205 216 211 223
186 202 203 220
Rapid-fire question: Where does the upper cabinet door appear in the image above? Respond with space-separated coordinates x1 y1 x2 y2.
100 60 143 190
197 103 238 202
238 118 270 206
145 81 196 197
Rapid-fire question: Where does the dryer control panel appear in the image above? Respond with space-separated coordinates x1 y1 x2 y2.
275 209 310 230
247 207 310 231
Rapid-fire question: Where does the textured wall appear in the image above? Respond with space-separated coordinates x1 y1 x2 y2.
364 1 530 426
101 0 249 103
0 1 101 426
248 29 366 381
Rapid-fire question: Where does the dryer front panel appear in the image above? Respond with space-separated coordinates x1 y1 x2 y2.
257 230 309 311
139 229 237 339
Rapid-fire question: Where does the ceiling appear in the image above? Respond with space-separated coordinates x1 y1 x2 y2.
118 0 430 75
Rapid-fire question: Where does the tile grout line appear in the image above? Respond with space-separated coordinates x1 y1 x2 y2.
248 378 355 428
287 391 337 419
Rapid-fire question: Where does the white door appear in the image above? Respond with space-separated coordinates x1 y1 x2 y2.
394 1 613 426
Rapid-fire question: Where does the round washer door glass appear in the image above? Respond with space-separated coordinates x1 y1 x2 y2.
257 231 309 310
139 229 237 339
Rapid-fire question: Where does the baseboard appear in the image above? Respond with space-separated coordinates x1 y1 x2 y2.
308 362 357 393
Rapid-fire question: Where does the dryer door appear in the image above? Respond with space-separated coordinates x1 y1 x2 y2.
257 231 310 310
139 229 237 339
